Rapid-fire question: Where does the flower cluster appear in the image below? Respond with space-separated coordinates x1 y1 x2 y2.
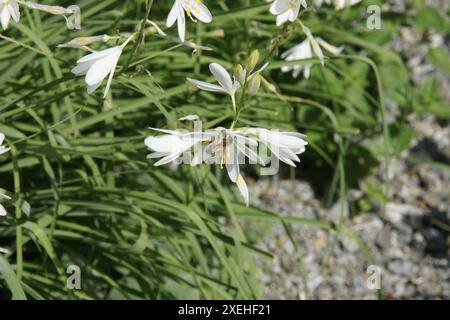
145 126 307 205
0 1 364 208
62 1 347 97
0 0 75 30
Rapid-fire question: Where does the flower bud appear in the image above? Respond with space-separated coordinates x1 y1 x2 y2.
233 64 245 85
57 35 110 49
248 74 261 96
246 49 260 73
24 2 73 15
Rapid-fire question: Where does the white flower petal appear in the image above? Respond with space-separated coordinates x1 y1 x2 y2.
166 0 179 27
0 193 11 200
187 78 228 93
147 152 169 159
0 204 6 216
87 81 103 94
8 0 19 22
269 0 289 14
317 37 344 55
177 1 186 42
183 0 212 23
84 47 121 86
303 64 311 78
71 60 96 76
77 47 118 64
0 147 10 155
154 152 183 166
236 140 264 165
209 63 233 94
276 10 290 26
145 135 183 153
232 80 241 91
225 146 240 183
103 53 121 97
236 175 249 206
1 7 11 30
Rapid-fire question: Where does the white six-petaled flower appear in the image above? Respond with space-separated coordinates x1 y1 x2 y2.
281 28 343 78
166 0 212 42
0 0 20 30
144 127 208 166
187 62 268 109
269 0 307 26
72 46 123 98
188 63 241 97
243 128 308 167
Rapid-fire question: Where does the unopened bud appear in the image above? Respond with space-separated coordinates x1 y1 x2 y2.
233 64 245 85
23 2 74 15
57 35 111 49
248 74 261 96
246 49 260 73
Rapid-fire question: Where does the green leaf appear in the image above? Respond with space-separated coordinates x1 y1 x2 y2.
429 101 450 119
0 255 27 300
389 124 416 155
427 47 450 73
415 7 448 32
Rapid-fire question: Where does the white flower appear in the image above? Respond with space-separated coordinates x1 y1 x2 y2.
0 193 11 216
0 132 9 155
145 128 207 166
269 0 307 26
244 128 307 167
72 46 123 98
281 40 312 78
187 63 241 97
203 128 261 206
187 62 268 97
0 0 20 30
166 0 212 42
281 29 343 78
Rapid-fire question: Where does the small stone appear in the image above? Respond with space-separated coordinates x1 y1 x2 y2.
385 203 423 224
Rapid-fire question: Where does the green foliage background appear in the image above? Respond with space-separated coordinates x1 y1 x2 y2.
0 0 448 299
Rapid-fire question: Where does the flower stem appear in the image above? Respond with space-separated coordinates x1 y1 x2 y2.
122 0 154 70
11 145 23 280
231 94 237 115
120 33 138 49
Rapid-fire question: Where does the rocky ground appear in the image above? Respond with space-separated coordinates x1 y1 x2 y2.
250 124 450 299
248 1 449 300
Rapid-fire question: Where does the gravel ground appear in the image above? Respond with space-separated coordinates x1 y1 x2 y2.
248 1 449 300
